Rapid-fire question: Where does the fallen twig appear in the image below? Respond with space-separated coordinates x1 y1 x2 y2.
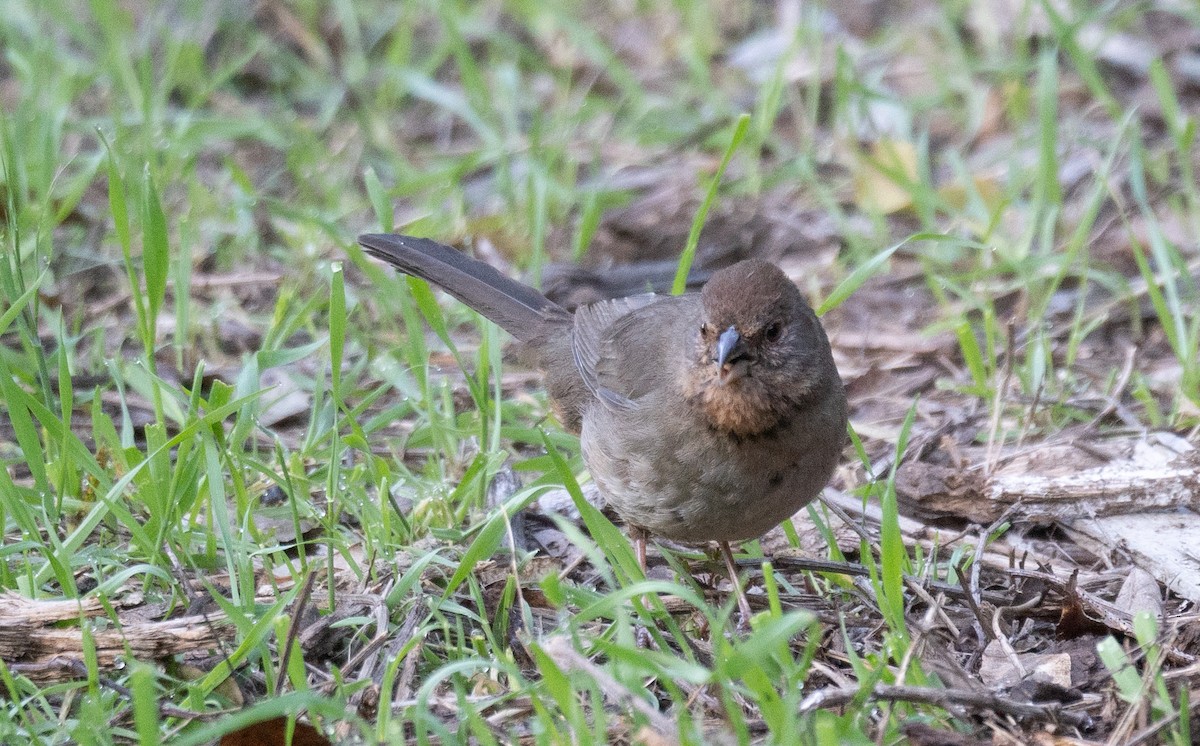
798 682 1094 729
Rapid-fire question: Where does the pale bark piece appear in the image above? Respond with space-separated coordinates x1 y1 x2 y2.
986 437 1200 524
0 591 105 626
896 433 1200 605
896 433 1200 523
1062 513 1200 604
2 612 234 683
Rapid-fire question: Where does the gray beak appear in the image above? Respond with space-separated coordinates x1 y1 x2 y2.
715 325 744 368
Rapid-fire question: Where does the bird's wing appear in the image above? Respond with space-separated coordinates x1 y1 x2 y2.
571 293 658 405
573 294 697 409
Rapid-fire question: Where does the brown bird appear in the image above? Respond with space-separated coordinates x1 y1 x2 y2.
358 233 847 624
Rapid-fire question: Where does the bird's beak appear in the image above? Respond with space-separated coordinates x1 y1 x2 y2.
715 326 747 384
715 326 741 367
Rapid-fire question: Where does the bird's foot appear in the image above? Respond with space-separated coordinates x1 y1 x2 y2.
719 540 755 632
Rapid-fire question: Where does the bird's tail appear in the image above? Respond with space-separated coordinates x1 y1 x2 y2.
358 233 568 342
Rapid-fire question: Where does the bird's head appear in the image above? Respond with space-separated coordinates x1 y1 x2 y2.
685 260 836 437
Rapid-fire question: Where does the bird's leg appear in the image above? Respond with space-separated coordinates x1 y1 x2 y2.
628 526 655 649
629 526 648 576
719 541 754 629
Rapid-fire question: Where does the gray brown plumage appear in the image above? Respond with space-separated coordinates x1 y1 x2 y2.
358 233 847 624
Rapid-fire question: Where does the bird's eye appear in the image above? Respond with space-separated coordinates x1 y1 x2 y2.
764 321 783 342
701 322 713 337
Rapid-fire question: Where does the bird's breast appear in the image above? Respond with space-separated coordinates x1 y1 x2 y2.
680 369 792 438
580 393 839 544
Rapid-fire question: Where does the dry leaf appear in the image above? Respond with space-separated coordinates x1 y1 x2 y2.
175 663 243 706
853 139 919 214
937 174 1004 213
218 716 330 746
1113 568 1162 620
979 640 1073 690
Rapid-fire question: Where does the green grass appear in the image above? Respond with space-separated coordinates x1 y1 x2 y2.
1 0 1198 743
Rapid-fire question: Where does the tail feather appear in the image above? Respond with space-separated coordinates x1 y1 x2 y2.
358 234 567 342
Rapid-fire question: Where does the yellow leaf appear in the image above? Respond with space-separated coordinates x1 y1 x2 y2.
853 139 919 214
938 174 1004 211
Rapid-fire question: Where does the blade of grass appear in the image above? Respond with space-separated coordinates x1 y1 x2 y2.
671 113 751 295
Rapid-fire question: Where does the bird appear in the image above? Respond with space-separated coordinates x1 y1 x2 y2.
357 233 847 625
